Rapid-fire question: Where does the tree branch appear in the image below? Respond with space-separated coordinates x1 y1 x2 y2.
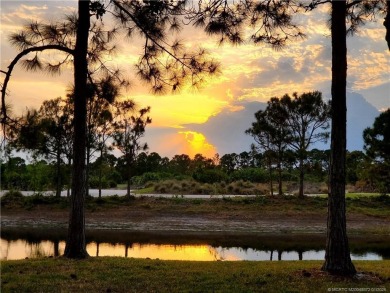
111 0 191 72
1 44 74 124
346 0 362 9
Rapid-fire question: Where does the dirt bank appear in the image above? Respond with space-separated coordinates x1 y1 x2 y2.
2 197 389 235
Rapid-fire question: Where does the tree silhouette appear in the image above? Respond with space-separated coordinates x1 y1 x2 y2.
277 91 330 198
304 0 388 276
191 0 388 275
219 153 239 175
84 76 120 198
113 101 152 197
246 104 289 196
247 92 330 197
12 98 74 197
363 109 390 163
169 154 193 175
64 0 90 259
186 0 304 48
322 1 356 275
1 0 218 259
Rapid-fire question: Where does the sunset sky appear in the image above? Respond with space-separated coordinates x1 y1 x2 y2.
1 1 389 159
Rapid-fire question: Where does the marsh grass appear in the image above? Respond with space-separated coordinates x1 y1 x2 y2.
152 179 270 195
1 258 389 293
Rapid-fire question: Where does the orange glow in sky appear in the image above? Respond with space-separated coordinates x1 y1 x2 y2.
178 131 217 158
1 2 388 157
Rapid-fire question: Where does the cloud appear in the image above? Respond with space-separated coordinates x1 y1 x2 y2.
131 92 228 128
143 127 216 159
358 82 390 113
184 100 267 155
178 131 217 158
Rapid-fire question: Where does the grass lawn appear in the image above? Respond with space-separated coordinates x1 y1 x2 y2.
1 258 389 293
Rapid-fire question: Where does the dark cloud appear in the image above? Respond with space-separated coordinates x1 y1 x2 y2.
359 82 390 110
346 92 380 150
184 101 267 155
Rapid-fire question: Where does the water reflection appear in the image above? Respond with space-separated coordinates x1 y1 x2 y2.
1 238 385 261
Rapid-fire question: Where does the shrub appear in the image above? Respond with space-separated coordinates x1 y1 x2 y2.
230 168 268 183
89 177 111 189
1 190 24 206
132 172 180 186
192 169 228 184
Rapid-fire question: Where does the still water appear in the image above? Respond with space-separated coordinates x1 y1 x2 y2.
1 234 388 261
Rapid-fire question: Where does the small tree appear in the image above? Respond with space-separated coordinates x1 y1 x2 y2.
246 102 290 196
219 153 239 175
278 91 331 198
113 101 152 197
9 97 73 197
84 76 121 197
1 157 28 190
169 154 193 175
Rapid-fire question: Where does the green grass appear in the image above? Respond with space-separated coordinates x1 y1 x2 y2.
134 186 155 194
346 193 382 198
1 258 389 293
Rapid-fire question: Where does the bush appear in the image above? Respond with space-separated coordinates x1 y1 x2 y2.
132 172 176 186
225 181 269 195
88 177 115 189
230 168 268 183
2 191 67 208
1 190 24 206
153 179 199 194
24 193 65 205
192 169 228 184
151 179 270 195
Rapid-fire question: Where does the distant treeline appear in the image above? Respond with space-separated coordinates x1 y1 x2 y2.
0 148 382 194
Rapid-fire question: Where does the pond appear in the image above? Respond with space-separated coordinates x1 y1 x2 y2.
2 229 389 261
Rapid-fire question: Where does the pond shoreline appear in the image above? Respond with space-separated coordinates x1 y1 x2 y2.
2 196 389 261
2 209 389 236
3 226 389 261
2 195 389 236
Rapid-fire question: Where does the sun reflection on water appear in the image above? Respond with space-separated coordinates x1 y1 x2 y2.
0 238 384 261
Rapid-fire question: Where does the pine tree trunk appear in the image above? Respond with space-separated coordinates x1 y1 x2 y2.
322 0 356 276
64 0 90 259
